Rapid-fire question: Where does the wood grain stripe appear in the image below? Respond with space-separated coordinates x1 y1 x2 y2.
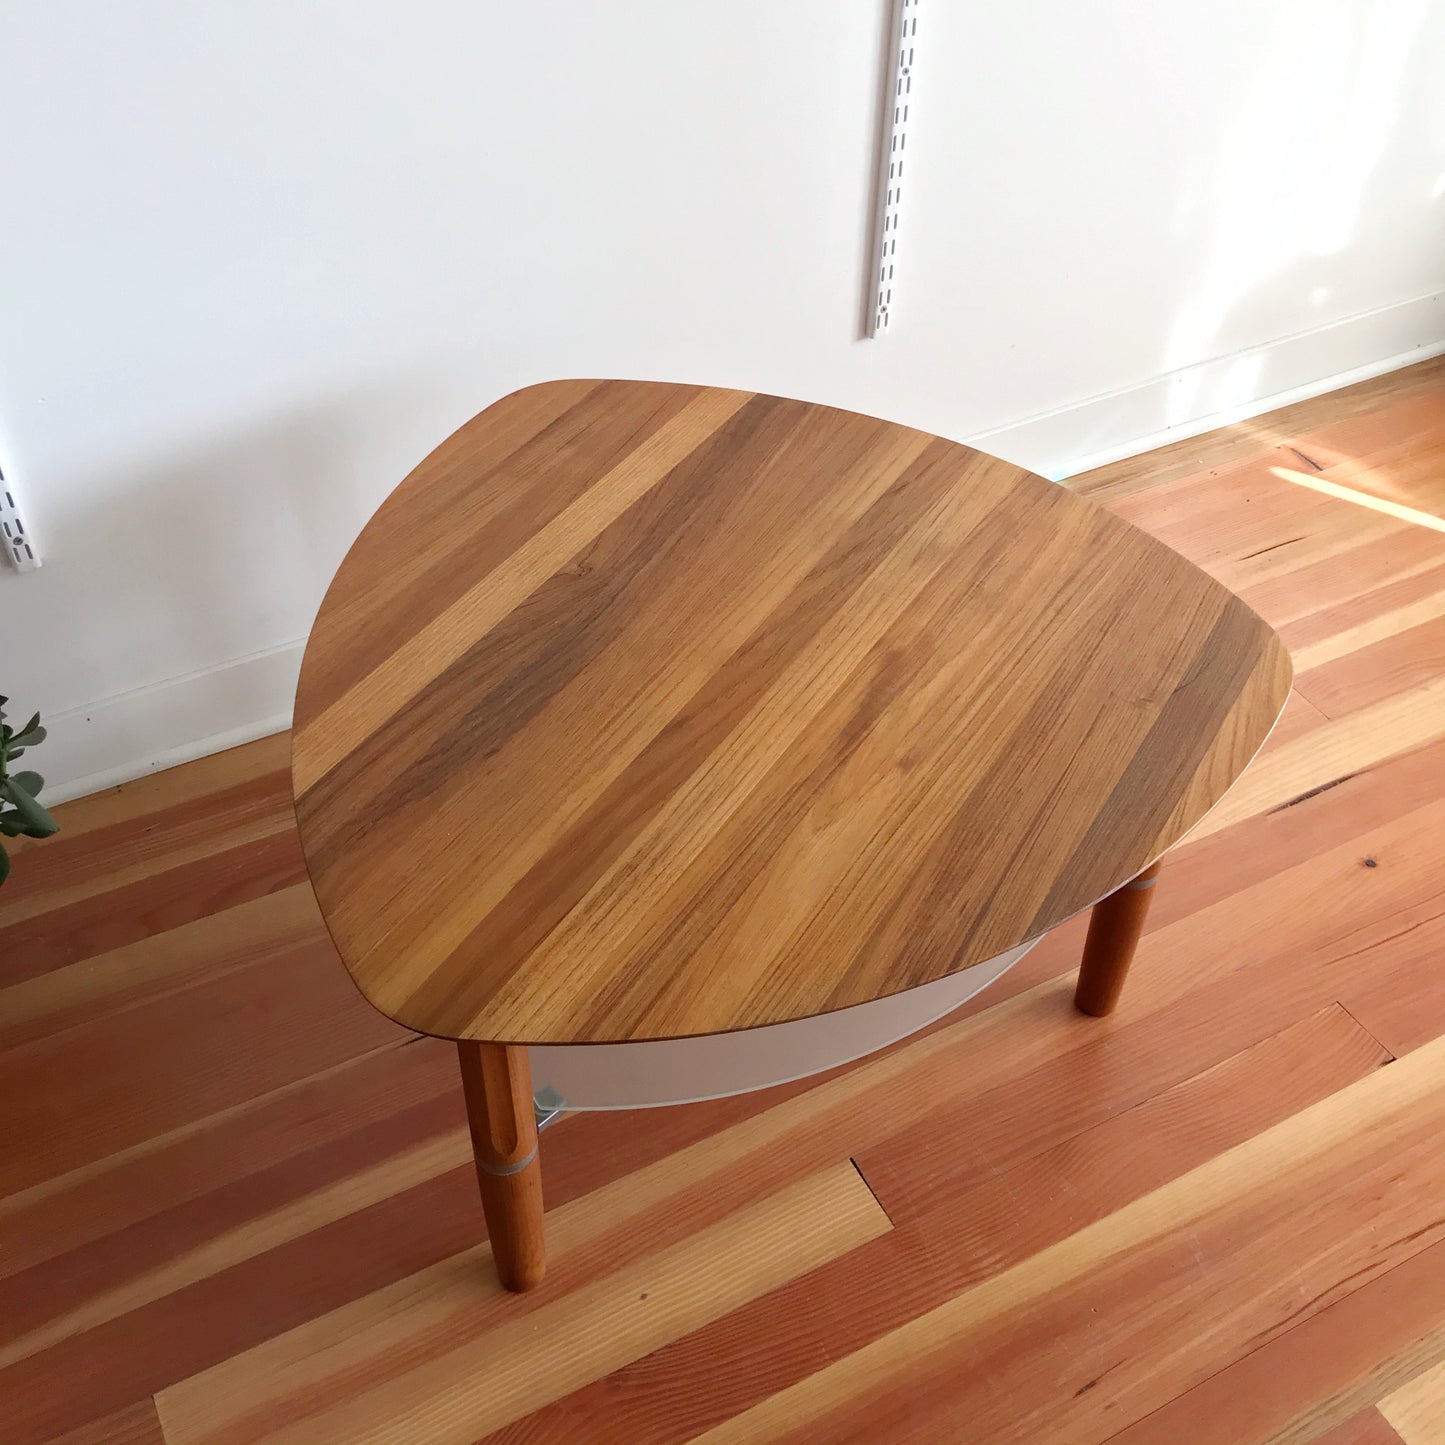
411 445 1019 1036
295 380 688 716
335 410 940 1023
295 393 805 860
541 464 1057 1032
1026 599 1281 929
292 386 753 794
391 435 969 1032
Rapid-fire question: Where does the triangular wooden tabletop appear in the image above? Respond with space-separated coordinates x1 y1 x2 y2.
293 381 1290 1043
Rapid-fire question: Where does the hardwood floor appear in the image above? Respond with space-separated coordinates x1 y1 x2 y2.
3 355 1444 1443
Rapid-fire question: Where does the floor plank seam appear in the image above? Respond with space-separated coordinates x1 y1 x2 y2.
1335 1001 1399 1064
847 1156 897 1229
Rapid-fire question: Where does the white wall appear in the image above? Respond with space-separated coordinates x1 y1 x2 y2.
2 0 1443 799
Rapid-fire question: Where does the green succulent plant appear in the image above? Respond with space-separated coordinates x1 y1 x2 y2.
0 695 58 886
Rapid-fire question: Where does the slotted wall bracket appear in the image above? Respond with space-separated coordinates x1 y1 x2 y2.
867 0 919 337
0 467 41 572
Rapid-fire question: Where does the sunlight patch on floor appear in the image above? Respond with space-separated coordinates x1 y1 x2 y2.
1270 465 1445 533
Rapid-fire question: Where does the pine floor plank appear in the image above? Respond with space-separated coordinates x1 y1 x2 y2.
1334 910 1445 1059
0 734 303 985
0 1166 490 1442
0 883 324 1053
1162 681 1442 961
1 826 307 989
857 1003 1389 1225
1088 793 1445 1042
1284 564 1445 670
0 1041 852 1440
155 1162 890 1445
1241 523 1445 635
0 1036 434 1280
0 1089 467 1369
36 1399 166 1445
15 733 292 844
0 736 295 914
1067 356 1445 505
1296 614 1445 720
691 1030 1445 1444
1105 1226 1445 1445
1381 1359 1445 1444
485 1006 1388 1445
1106 452 1407 604
1284 390 1445 517
1182 680 1445 841
0 920 404 1195
1309 1412 1408 1445
1148 731 1445 942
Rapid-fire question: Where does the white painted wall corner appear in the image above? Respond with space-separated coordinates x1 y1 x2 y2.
40 640 302 805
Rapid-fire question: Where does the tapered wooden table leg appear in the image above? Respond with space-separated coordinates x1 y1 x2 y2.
1074 861 1163 1017
457 1040 546 1292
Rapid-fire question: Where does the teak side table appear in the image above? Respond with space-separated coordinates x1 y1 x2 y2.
292 381 1291 1292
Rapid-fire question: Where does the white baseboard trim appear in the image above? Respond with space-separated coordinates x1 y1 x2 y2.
41 639 304 805
41 290 1445 804
969 289 1445 479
